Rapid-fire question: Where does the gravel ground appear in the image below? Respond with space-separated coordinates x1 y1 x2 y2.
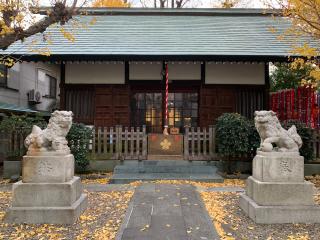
0 190 133 240
201 191 320 240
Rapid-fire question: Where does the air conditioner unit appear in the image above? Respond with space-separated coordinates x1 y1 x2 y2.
28 89 42 104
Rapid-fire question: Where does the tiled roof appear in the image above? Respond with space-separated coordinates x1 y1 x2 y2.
0 102 38 113
3 8 317 59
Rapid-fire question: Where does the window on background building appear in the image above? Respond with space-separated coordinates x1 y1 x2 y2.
37 69 57 99
47 74 57 98
0 64 8 87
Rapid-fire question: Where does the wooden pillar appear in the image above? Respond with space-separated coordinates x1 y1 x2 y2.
264 62 270 110
162 61 166 130
59 62 66 110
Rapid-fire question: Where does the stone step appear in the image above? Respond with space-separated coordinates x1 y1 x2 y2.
110 172 223 184
114 165 217 174
147 155 184 160
120 160 218 166
111 160 223 184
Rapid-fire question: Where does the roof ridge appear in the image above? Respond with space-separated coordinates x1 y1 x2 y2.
37 7 282 17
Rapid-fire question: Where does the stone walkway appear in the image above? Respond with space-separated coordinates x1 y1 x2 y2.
116 184 220 240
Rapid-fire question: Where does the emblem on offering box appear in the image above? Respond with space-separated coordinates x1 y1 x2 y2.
160 138 172 150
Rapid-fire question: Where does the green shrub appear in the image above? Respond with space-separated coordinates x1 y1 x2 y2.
0 113 47 131
216 113 254 173
283 120 314 162
248 120 260 155
66 123 93 172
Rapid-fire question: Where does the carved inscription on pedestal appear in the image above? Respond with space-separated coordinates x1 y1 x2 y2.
279 159 293 174
36 160 54 176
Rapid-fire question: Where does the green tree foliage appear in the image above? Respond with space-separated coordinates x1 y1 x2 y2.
0 113 46 131
283 120 314 162
270 63 315 91
66 123 93 172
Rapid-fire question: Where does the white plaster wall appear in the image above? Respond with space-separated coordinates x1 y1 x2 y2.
0 62 60 112
66 62 125 84
168 62 201 80
129 62 201 80
129 62 162 80
205 63 265 85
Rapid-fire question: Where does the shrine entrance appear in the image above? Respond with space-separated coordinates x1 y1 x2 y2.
130 92 198 134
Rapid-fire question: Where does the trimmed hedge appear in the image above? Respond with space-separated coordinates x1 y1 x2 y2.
67 123 93 172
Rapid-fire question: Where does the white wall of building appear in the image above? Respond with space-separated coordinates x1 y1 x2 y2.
129 62 201 80
205 62 265 85
66 62 125 84
0 62 60 112
129 62 162 80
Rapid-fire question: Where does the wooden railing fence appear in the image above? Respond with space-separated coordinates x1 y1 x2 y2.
2 125 320 162
184 126 217 160
0 129 29 162
90 126 147 160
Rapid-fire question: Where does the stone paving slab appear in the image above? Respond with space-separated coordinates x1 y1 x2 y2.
116 184 220 240
0 183 245 193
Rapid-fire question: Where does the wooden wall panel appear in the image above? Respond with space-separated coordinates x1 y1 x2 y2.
94 85 130 127
199 86 235 127
65 86 95 125
199 85 265 127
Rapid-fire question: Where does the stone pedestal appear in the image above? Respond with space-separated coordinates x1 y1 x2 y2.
4 154 87 224
240 151 320 224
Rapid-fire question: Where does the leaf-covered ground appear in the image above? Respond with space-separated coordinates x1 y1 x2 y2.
0 190 133 240
201 191 320 240
305 175 320 188
128 179 246 188
80 172 113 184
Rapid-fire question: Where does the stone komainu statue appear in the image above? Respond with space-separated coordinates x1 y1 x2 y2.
24 111 73 154
254 110 302 152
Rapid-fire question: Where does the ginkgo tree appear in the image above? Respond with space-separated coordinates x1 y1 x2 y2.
272 0 320 86
0 0 87 51
92 0 130 7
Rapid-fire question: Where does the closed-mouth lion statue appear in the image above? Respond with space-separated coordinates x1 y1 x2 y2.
254 110 302 152
25 110 73 154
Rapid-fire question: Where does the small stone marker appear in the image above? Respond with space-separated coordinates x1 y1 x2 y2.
4 111 87 224
240 110 320 224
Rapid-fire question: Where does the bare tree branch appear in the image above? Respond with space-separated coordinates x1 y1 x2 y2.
0 0 80 50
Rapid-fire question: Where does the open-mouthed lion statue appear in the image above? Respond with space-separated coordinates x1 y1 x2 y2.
254 110 302 152
25 110 73 154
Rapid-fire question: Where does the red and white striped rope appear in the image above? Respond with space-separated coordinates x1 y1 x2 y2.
165 63 169 125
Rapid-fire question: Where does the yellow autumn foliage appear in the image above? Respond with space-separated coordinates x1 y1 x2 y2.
92 0 131 8
275 0 320 86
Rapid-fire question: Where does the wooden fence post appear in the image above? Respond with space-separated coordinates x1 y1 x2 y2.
117 125 123 160
124 127 128 159
110 127 114 158
191 127 195 159
197 127 201 157
203 127 207 159
184 127 189 160
103 127 108 154
130 127 134 159
136 127 140 159
97 127 102 155
142 125 147 159
209 125 215 159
